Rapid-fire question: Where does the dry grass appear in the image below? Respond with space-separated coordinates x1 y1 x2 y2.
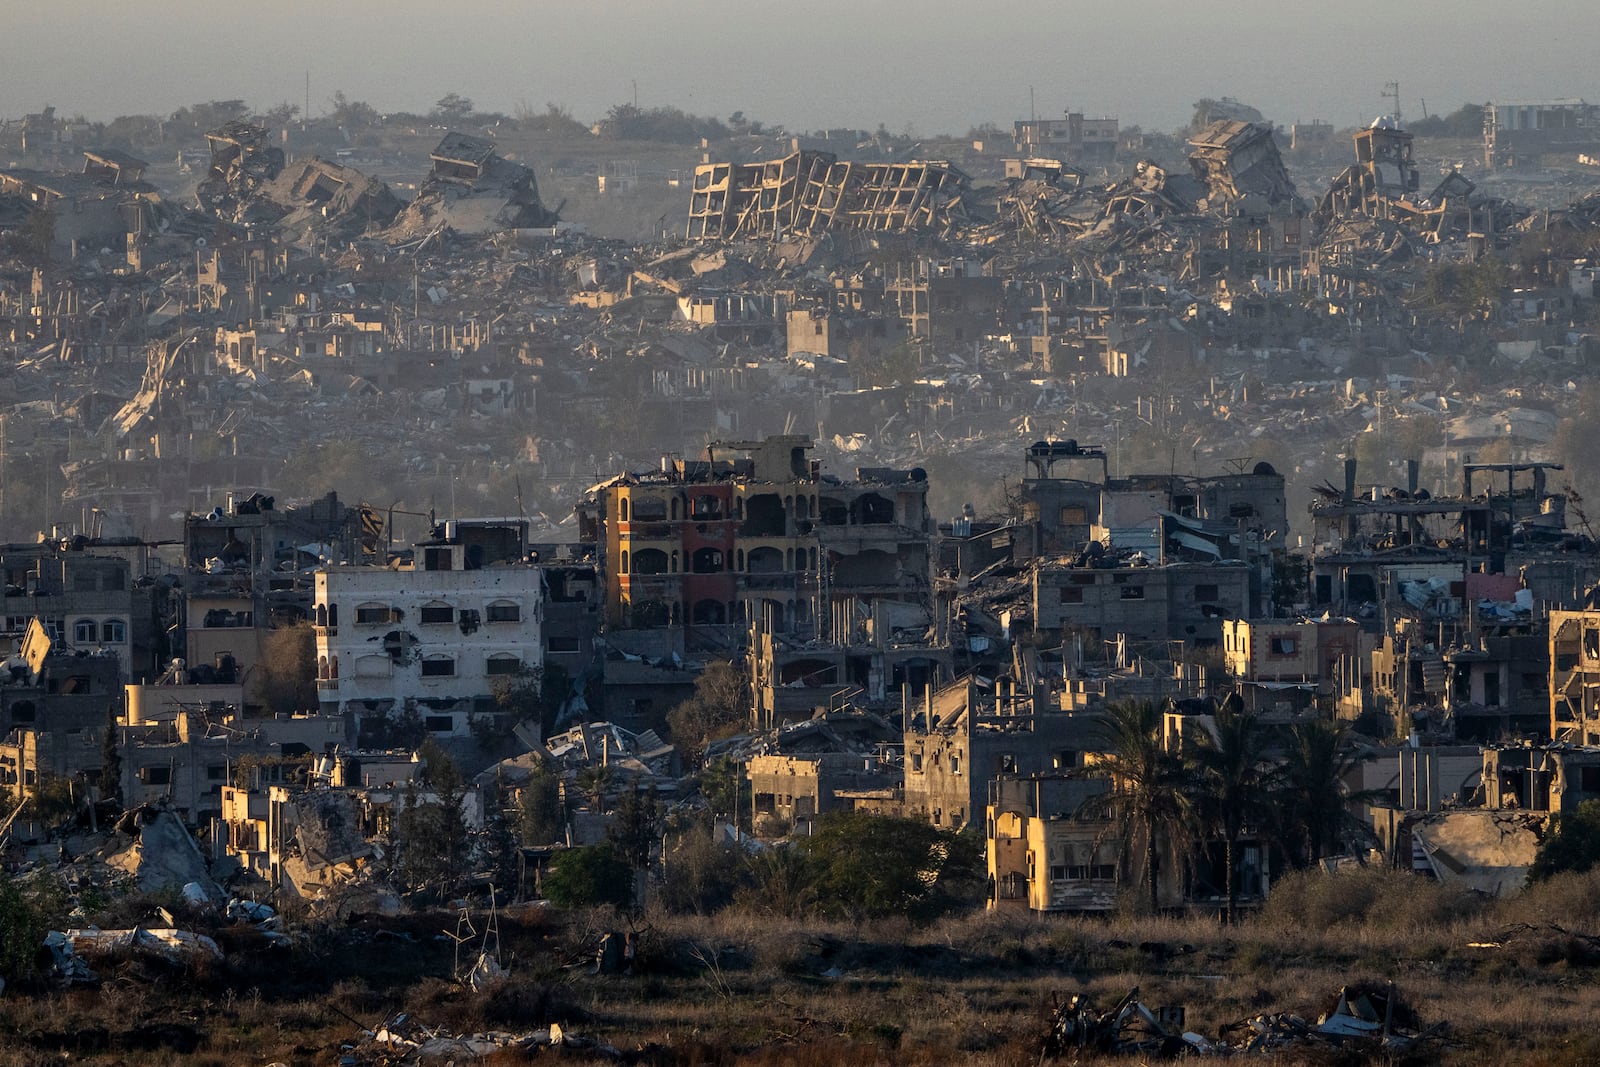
5 871 1600 1064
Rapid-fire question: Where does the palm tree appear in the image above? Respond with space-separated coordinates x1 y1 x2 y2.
1081 700 1198 913
1190 696 1273 924
575 764 616 810
1276 719 1374 867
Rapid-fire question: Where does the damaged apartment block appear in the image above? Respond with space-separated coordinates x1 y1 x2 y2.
686 150 972 241
579 435 945 729
195 120 285 220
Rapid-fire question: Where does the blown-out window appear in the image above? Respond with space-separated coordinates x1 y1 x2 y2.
486 654 521 676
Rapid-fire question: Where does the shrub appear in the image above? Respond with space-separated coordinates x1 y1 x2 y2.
798 812 983 922
542 844 635 910
0 872 67 984
658 820 748 914
1529 800 1600 882
1258 865 1482 933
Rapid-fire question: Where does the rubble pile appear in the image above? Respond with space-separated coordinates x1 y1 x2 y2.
385 133 561 242
350 1015 619 1065
1039 987 1197 1059
106 809 223 903
1040 983 1444 1060
194 121 285 221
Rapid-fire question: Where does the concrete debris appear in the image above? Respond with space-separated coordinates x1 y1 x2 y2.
105 810 223 903
1186 120 1300 209
194 121 284 221
385 132 560 240
543 720 678 787
225 897 277 924
1222 982 1444 1054
1042 983 1442 1059
243 156 403 245
352 1013 618 1064
1408 809 1542 896
44 926 223 985
1039 986 1195 1059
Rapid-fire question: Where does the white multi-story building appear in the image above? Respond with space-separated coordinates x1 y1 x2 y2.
312 522 542 738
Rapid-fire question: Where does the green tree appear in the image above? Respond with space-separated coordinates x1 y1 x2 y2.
493 664 564 743
98 712 122 807
1529 800 1600 882
698 757 752 833
738 845 817 917
480 771 521 889
10 207 56 263
512 101 588 137
432 93 475 124
575 764 615 808
1275 719 1374 867
799 812 982 921
329 91 380 128
417 738 463 792
0 872 62 984
28 774 80 828
667 661 748 768
395 748 470 899
542 843 634 909
169 99 249 132
257 101 300 129
1190 698 1273 923
607 783 660 871
1080 700 1198 912
518 758 564 845
1409 103 1484 140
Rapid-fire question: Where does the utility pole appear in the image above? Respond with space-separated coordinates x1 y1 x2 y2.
1382 81 1402 126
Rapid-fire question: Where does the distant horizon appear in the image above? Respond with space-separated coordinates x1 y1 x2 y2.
5 1 1595 137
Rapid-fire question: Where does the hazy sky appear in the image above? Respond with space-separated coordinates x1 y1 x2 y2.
5 2 1595 134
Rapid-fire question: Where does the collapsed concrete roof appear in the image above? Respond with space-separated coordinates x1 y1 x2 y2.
384 131 559 240
1186 120 1298 209
253 157 403 244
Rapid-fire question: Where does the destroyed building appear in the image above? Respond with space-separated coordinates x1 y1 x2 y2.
1484 99 1600 168
222 155 402 245
195 120 285 220
1222 616 1362 717
903 673 1104 831
0 532 163 681
1184 120 1299 211
313 519 541 741
1483 743 1600 813
1012 112 1119 164
986 772 1119 912
0 149 164 259
386 132 560 238
182 491 370 703
1317 119 1422 223
581 435 934 648
1311 457 1594 740
685 151 972 241
0 619 121 790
